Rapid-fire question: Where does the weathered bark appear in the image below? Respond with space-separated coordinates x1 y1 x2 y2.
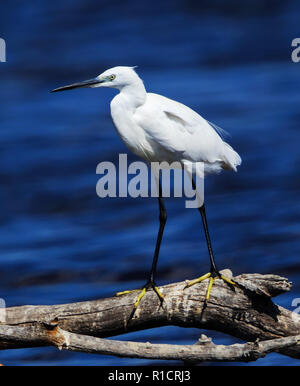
0 271 299 362
0 324 299 363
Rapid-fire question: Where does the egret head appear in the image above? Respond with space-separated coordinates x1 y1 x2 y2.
51 66 140 93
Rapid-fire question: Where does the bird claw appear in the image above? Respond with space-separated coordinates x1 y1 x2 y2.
185 271 237 301
115 289 140 296
115 281 164 310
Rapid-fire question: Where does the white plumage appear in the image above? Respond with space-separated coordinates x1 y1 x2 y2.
108 67 241 177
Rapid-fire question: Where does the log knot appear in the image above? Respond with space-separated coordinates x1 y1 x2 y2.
42 319 69 350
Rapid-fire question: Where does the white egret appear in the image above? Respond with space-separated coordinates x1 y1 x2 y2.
51 66 241 309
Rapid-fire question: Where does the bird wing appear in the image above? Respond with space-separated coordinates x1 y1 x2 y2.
136 93 227 164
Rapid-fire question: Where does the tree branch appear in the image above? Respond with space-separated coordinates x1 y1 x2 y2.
1 271 299 362
0 323 299 362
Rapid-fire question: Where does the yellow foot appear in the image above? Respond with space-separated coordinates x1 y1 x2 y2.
185 271 236 301
116 282 164 310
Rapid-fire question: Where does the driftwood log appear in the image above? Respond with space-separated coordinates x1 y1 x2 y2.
0 270 299 363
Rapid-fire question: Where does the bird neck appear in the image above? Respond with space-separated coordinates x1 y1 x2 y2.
118 79 147 110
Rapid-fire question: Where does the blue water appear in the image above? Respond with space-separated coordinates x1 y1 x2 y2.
0 1 299 365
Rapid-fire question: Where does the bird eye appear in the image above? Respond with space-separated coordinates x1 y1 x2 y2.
109 74 116 81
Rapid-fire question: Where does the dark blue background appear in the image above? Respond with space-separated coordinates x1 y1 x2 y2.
0 0 299 365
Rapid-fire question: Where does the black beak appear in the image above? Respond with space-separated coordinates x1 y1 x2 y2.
51 78 103 93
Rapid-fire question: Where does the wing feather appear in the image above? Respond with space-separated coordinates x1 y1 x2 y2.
135 93 240 169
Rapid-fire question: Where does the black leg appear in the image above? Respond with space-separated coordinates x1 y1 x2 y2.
198 204 219 275
148 192 167 284
116 179 166 311
191 178 218 274
186 177 236 301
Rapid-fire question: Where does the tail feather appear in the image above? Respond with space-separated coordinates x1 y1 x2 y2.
222 142 241 172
